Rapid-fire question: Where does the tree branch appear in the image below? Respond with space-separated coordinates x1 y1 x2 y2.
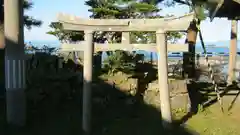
173 0 191 6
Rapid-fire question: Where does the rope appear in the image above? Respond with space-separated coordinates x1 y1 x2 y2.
186 1 224 112
195 19 224 113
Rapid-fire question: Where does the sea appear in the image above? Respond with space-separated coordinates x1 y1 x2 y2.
26 40 240 78
26 40 240 61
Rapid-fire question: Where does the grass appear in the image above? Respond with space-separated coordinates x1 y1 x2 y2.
1 93 240 135
173 103 240 135
1 73 240 135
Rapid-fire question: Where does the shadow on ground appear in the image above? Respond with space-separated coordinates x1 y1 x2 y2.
0 53 198 135
177 80 240 125
0 78 198 135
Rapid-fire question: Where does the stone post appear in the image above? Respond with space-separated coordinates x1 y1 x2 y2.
82 30 94 135
156 30 172 127
4 0 26 126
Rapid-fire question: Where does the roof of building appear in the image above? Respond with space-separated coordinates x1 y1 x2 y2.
208 0 240 20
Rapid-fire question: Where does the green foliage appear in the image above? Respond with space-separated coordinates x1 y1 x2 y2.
25 45 82 108
24 16 42 30
24 15 42 29
173 0 207 20
85 0 183 74
47 0 184 75
23 0 42 29
48 0 183 43
47 22 84 42
0 0 42 29
103 51 146 74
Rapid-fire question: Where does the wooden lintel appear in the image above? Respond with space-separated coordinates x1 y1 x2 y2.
58 13 194 32
60 43 188 52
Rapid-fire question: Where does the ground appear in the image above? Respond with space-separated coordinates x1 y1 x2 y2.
1 71 240 135
174 103 240 135
2 96 240 135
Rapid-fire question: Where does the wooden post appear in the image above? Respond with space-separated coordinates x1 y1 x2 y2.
156 30 172 127
183 20 198 79
4 0 26 126
228 20 238 85
82 30 94 135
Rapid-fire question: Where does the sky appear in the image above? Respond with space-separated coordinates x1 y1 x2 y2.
24 0 239 43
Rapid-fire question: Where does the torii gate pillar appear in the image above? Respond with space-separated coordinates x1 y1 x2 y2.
156 30 172 127
4 0 26 126
82 30 94 134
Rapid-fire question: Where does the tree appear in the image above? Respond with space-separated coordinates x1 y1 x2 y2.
84 0 183 72
47 22 84 42
23 1 42 29
0 0 42 47
0 0 42 32
85 0 183 42
48 0 183 43
47 0 184 75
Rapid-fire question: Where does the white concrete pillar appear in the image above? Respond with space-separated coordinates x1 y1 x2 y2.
82 30 94 135
4 0 26 126
156 30 172 127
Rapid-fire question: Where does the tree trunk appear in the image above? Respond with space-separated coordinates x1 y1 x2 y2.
183 20 198 113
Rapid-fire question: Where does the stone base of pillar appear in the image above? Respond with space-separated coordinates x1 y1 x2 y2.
6 88 26 126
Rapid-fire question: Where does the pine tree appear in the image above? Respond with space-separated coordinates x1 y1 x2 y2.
47 22 84 42
47 0 184 74
0 0 42 31
84 0 184 73
0 0 42 46
48 0 183 42
85 0 183 43
23 1 42 29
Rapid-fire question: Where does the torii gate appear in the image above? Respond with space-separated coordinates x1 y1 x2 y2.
58 13 194 133
3 0 240 131
3 0 194 132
